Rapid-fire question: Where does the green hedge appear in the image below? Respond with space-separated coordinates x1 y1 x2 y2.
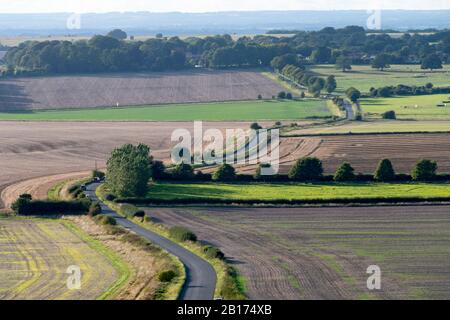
13 199 90 216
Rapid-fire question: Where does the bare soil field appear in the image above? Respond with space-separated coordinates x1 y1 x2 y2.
0 121 254 208
0 218 119 299
0 70 283 111
146 206 450 300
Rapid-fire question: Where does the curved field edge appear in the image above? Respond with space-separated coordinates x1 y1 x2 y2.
51 177 186 300
97 184 246 300
61 221 133 300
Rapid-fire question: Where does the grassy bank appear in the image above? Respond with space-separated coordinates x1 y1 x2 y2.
142 182 450 202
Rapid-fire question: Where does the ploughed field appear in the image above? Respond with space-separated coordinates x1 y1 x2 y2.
146 206 450 300
0 70 284 111
2 123 450 208
0 219 119 299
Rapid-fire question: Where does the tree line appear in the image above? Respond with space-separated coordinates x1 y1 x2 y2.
3 26 449 76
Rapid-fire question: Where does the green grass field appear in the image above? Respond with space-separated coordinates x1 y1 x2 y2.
310 64 450 93
0 100 330 121
360 94 450 120
146 182 450 201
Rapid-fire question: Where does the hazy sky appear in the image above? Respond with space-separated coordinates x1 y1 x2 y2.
0 0 449 13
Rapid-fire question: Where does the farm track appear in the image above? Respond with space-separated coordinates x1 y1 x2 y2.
0 219 119 299
0 70 283 111
145 206 450 300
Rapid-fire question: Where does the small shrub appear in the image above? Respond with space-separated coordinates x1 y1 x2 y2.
169 226 197 242
105 193 116 201
250 122 262 130
94 215 117 226
158 270 177 282
257 94 262 100
144 216 152 223
171 162 194 180
382 110 396 119
286 92 293 100
120 203 145 218
88 202 102 217
203 245 225 260
277 91 286 99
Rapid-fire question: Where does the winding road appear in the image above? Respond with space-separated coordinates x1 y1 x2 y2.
85 182 216 300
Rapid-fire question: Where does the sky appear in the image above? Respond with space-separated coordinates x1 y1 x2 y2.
0 0 449 13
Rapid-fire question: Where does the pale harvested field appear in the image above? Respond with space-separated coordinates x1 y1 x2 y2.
0 218 119 299
146 206 450 300
0 70 283 111
0 121 255 208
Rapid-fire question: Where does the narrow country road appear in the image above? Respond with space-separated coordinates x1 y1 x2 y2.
85 182 217 300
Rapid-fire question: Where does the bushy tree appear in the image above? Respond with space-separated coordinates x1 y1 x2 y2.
250 122 262 130
412 159 437 181
374 159 396 182
107 29 128 40
334 162 355 182
288 157 323 181
277 91 286 99
421 53 443 71
106 144 152 197
335 56 352 72
172 162 194 179
212 164 236 182
372 54 391 71
325 75 337 93
151 160 166 179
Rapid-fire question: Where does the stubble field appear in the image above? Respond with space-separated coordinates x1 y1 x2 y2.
0 218 120 299
146 206 450 300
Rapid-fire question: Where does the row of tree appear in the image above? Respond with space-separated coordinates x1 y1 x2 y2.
287 158 439 182
369 83 450 98
280 64 336 95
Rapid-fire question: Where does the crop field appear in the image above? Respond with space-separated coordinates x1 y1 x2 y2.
310 64 450 93
0 70 284 111
0 121 254 208
0 218 120 299
146 182 450 201
146 206 450 299
0 100 330 122
360 94 450 120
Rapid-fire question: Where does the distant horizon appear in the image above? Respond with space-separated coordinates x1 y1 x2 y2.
0 0 450 14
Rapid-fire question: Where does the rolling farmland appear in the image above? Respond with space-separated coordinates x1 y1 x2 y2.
310 64 450 93
0 219 120 299
0 70 284 111
145 206 450 300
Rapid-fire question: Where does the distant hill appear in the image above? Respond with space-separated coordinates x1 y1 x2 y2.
0 10 449 36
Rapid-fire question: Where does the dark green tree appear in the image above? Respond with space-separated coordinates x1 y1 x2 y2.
372 54 391 71
325 75 337 93
412 159 438 181
212 164 236 182
172 162 194 179
334 162 355 182
421 53 443 71
374 159 396 182
335 56 352 72
107 29 128 40
288 157 323 181
106 144 152 197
